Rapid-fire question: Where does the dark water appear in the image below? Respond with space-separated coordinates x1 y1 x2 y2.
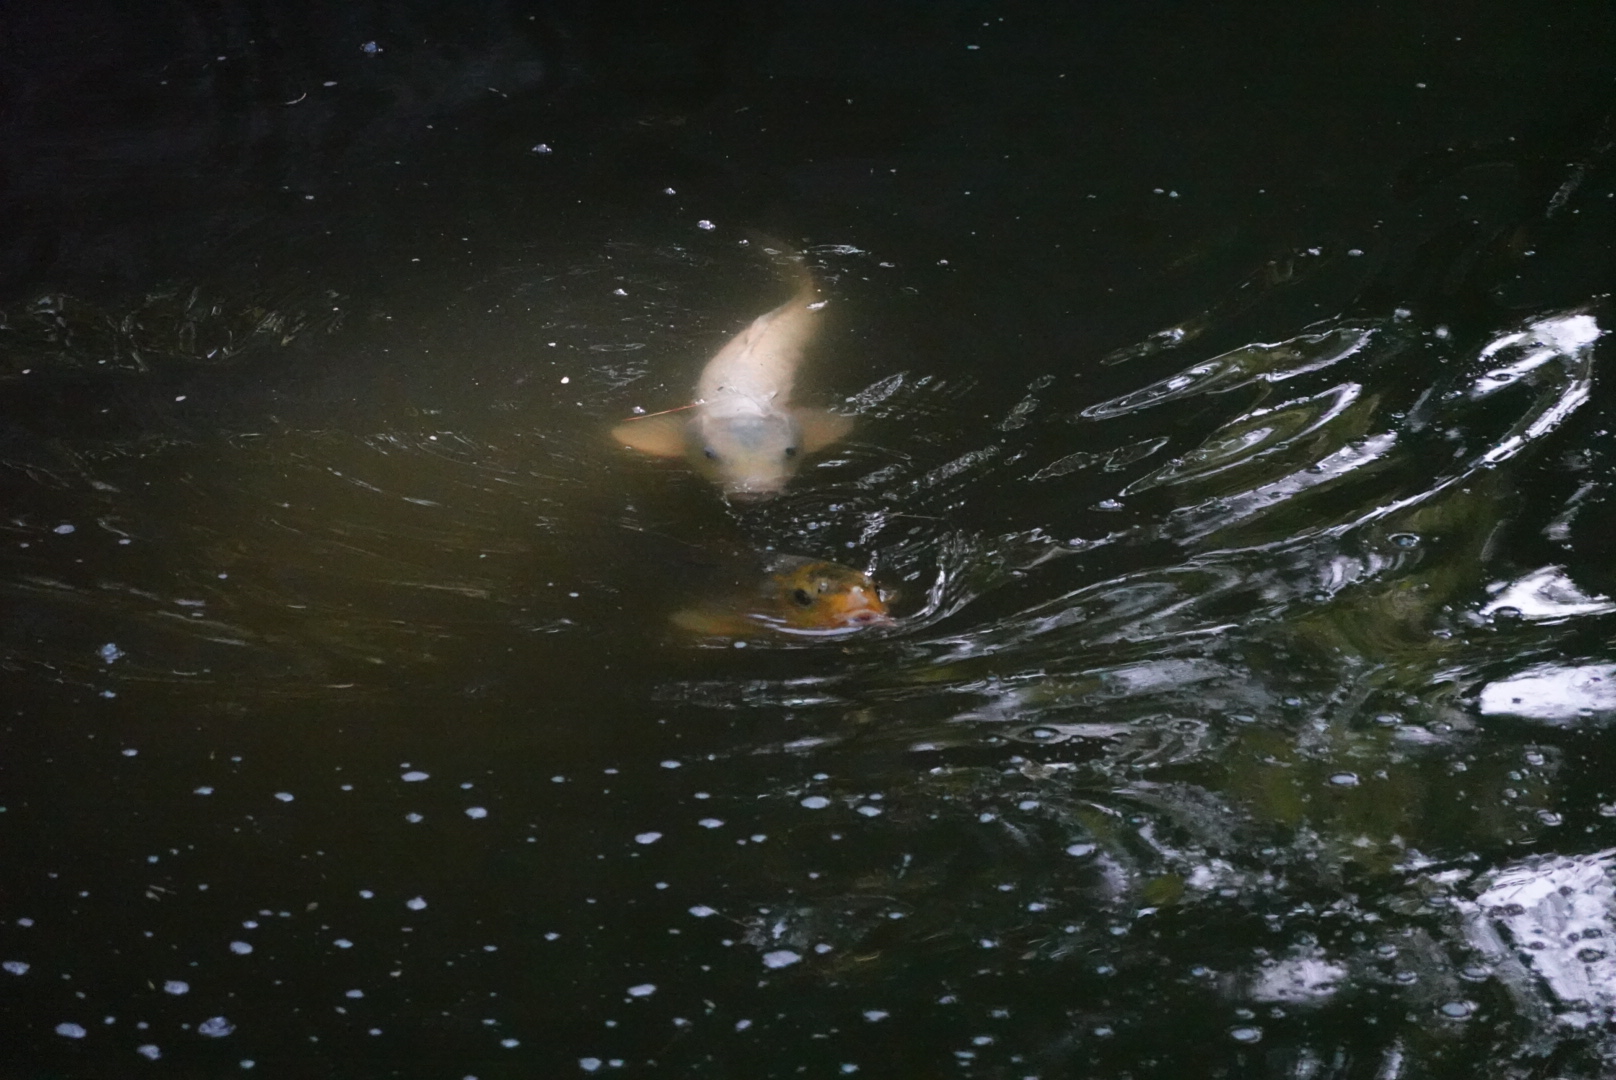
3 2 1615 1076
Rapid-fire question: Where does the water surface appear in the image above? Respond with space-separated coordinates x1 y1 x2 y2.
2 2 1614 1076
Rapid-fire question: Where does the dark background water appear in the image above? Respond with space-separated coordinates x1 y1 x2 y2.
2 1 1615 1077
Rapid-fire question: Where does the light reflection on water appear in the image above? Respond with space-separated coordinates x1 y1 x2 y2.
1 232 1614 1077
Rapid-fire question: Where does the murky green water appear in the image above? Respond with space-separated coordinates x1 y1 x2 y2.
2 3 1615 1077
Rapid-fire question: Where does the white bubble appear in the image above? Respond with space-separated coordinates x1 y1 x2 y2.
98 643 122 663
334 939 353 949
55 1022 87 1039
199 1016 236 1038
627 983 656 998
1065 843 1096 857
137 1044 161 1060
3 962 28 975
465 806 488 819
800 796 830 810
762 950 801 969
162 980 189 995
273 792 294 803
406 897 427 911
660 760 681 769
194 786 214 796
863 1009 888 1022
688 905 717 918
635 832 662 845
580 1058 603 1073
698 818 724 829
696 220 716 231
401 771 429 782
229 941 253 955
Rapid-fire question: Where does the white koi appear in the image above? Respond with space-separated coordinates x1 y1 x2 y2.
611 241 852 500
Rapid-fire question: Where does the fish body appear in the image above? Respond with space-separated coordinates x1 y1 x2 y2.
611 243 852 500
671 555 891 639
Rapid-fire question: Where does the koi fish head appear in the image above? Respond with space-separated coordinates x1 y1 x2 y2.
691 412 801 501
691 407 855 501
762 556 893 632
611 406 852 501
668 555 893 640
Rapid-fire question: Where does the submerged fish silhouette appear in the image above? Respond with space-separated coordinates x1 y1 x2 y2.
671 555 892 639
611 241 853 501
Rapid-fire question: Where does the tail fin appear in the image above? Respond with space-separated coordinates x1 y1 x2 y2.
747 232 817 302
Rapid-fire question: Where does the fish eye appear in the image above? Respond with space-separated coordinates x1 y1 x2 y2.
703 447 718 460
783 446 798 458
791 588 814 607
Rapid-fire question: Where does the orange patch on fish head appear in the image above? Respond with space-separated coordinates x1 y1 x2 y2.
770 561 893 631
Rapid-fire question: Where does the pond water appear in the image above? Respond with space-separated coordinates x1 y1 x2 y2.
2 2 1615 1076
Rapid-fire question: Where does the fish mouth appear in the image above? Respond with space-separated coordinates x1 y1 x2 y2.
776 608 894 636
824 592 893 629
724 488 783 503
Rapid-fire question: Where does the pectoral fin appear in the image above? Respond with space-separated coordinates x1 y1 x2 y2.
794 409 854 453
610 415 689 458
